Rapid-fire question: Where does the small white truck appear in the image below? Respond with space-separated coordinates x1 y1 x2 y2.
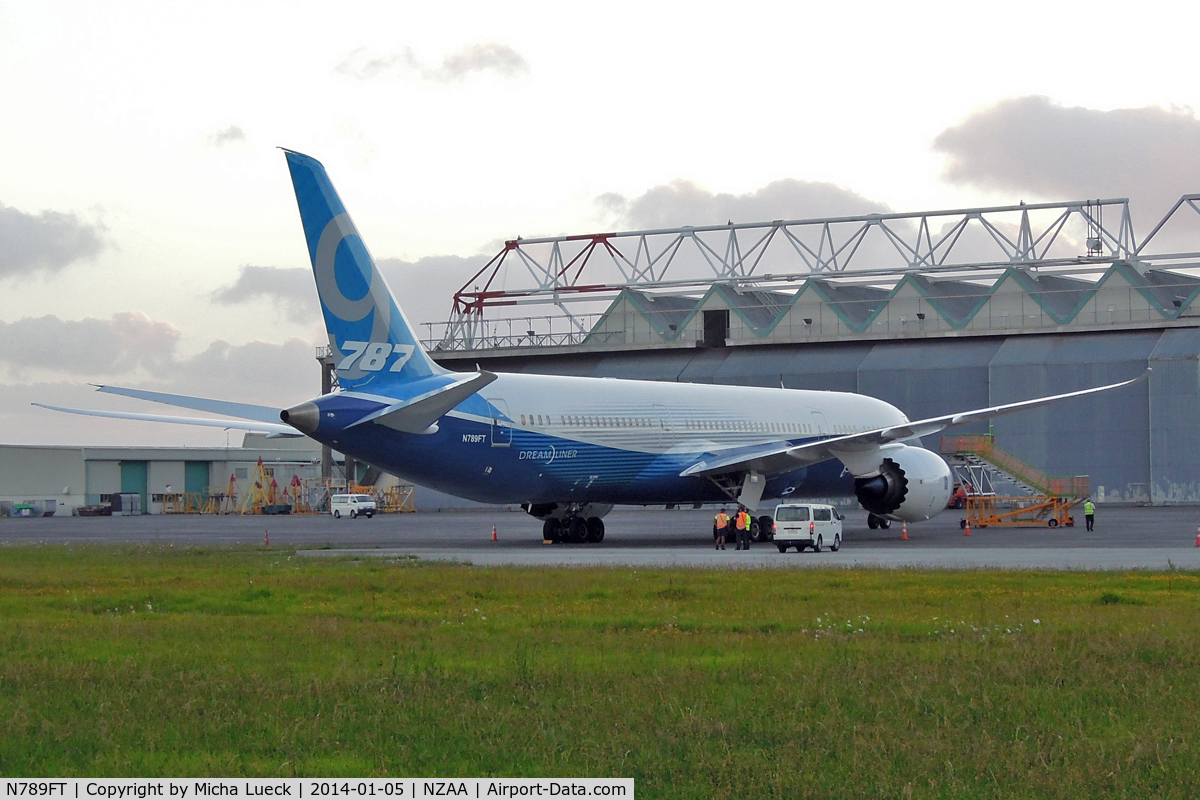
773 503 843 553
330 493 377 519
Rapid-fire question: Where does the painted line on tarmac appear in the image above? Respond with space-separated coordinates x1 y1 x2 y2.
296 546 1200 570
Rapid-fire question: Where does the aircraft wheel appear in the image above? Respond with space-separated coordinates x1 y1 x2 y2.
831 534 841 552
879 518 891 530
777 544 787 554
543 518 562 543
813 535 823 553
586 517 605 543
567 517 588 544
867 514 878 530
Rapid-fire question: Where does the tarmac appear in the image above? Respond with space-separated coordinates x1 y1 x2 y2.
4 505 1200 570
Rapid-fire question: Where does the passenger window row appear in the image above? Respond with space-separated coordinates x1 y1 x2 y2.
520 414 653 428
682 419 815 434
516 414 864 436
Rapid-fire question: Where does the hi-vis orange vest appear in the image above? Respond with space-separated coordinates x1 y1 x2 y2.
736 511 750 530
715 512 729 528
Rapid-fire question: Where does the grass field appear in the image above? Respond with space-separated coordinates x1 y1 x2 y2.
2 545 1200 797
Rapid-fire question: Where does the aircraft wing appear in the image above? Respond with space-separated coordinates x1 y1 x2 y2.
680 368 1150 479
32 403 300 436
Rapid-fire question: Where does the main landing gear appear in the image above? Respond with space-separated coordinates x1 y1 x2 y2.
542 516 605 544
525 502 612 545
866 513 892 530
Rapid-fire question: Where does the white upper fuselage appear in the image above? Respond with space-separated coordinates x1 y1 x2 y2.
448 372 910 455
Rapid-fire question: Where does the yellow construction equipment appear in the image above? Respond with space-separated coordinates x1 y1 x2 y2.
375 484 415 513
941 434 1086 529
238 459 271 515
964 495 1076 529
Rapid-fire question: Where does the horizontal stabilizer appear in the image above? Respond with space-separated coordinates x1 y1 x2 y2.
348 371 497 434
94 385 283 424
33 403 301 436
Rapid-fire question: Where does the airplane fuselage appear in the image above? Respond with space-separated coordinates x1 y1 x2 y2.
304 372 909 506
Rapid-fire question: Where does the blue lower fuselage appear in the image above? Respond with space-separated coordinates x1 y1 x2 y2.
329 413 852 504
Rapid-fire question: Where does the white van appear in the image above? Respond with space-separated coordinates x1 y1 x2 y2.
773 503 843 553
330 493 377 519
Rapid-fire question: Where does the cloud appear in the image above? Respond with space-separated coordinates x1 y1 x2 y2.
436 43 529 82
0 312 179 379
211 265 318 324
336 42 529 83
0 202 106 278
934 96 1200 224
211 124 246 146
609 178 890 230
9 337 319 447
377 254 491 329
588 178 905 276
158 337 316 402
209 256 488 331
0 310 312 397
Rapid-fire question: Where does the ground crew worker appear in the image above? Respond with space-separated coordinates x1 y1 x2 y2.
1084 498 1095 531
713 508 729 550
735 506 752 550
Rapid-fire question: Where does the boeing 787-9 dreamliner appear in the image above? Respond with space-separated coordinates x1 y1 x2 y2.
39 151 1146 542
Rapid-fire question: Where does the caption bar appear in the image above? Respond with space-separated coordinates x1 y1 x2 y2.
4 781 632 800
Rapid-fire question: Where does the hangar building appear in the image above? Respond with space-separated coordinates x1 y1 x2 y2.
427 196 1200 504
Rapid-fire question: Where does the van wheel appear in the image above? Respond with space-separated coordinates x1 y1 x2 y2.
813 535 822 553
831 534 841 552
333 509 341 519
349 509 357 519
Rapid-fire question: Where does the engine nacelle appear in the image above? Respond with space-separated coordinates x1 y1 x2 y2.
853 445 952 522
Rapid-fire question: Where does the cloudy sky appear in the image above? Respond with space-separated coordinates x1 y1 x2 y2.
2 0 1199 445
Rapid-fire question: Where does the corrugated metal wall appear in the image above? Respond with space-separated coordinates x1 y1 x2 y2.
441 328 1200 504
1149 330 1200 503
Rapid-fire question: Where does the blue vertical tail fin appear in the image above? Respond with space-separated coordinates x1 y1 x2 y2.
283 150 444 390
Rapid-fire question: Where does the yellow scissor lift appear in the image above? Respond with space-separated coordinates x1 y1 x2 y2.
940 435 1089 529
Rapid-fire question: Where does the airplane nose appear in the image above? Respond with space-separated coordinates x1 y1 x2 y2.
280 402 320 435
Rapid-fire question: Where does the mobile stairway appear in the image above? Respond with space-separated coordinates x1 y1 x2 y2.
939 434 1089 529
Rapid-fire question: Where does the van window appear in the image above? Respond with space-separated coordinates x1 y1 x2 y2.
776 506 810 522
813 508 832 521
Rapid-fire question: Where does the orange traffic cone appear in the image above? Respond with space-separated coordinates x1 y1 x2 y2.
901 522 908 541
964 522 972 537
491 525 498 542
